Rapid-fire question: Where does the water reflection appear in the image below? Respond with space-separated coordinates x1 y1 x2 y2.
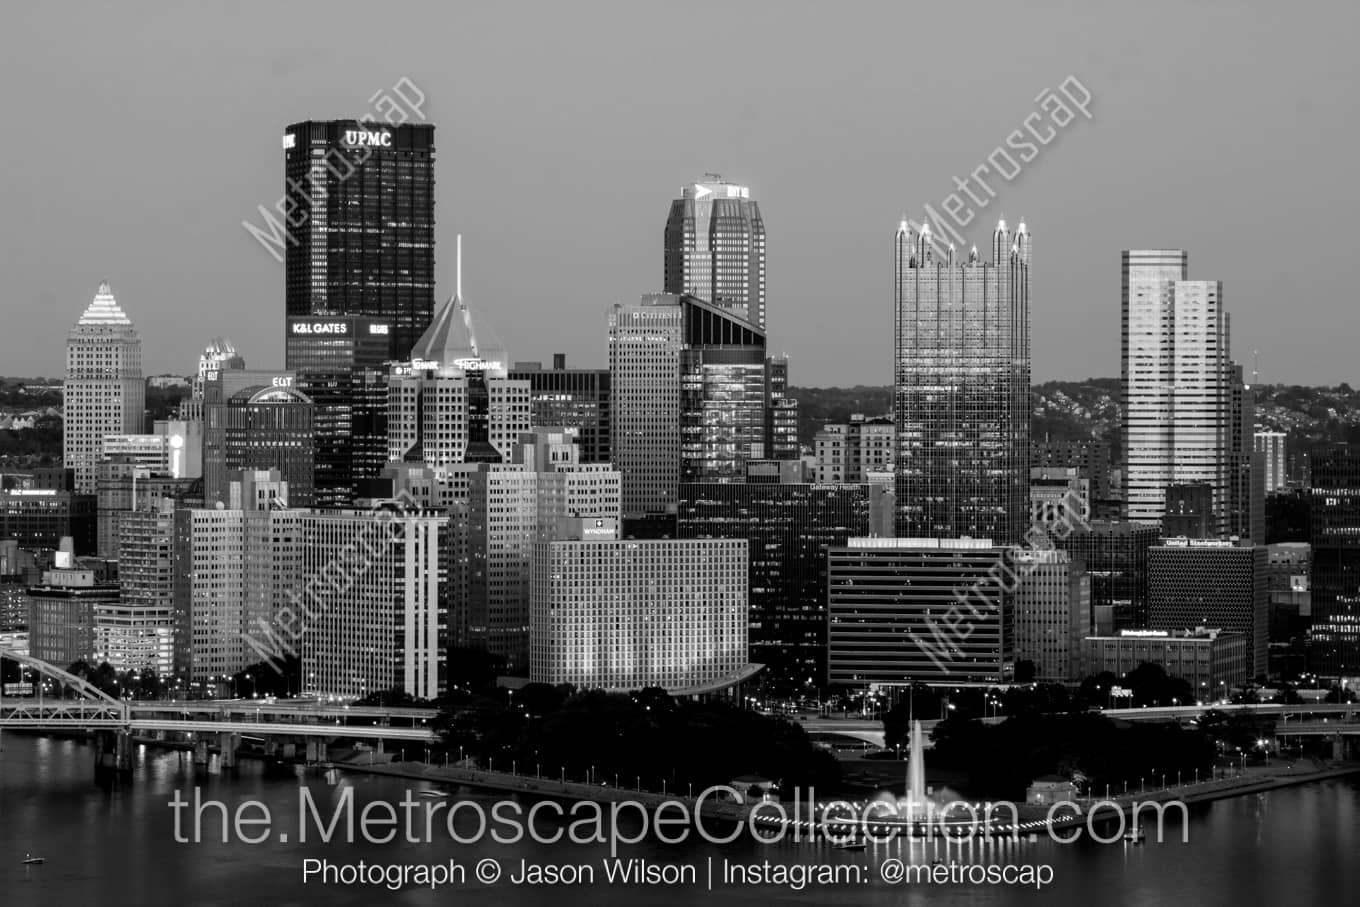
0 735 1356 906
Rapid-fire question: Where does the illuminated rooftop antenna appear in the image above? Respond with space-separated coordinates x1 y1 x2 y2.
455 234 463 306
1252 349 1260 385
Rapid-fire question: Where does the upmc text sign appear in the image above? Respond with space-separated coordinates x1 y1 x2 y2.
342 128 393 148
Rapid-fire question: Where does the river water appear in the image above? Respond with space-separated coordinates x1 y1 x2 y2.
0 735 1355 906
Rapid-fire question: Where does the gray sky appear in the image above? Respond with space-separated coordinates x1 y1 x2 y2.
2 0 1356 387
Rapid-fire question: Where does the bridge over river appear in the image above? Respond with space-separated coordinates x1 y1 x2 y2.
0 647 437 778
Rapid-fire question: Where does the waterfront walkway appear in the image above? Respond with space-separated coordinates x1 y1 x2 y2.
334 755 1360 839
334 758 750 820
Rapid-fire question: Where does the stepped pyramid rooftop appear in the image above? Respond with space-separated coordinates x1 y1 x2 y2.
74 281 135 328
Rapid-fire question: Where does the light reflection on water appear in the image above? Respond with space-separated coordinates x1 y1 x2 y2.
0 735 1356 906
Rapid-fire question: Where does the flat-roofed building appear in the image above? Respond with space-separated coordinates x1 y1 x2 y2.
1085 627 1250 699
827 537 1011 685
1013 550 1090 682
530 536 748 693
1147 538 1268 678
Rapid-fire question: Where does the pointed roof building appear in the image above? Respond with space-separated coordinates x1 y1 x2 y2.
407 236 508 375
72 281 136 331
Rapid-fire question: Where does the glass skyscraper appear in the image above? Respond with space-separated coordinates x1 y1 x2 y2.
664 176 767 330
286 315 391 509
893 219 1031 544
609 294 791 521
283 120 436 361
678 474 882 685
1309 444 1360 674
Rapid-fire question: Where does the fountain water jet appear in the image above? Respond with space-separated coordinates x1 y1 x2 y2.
905 719 927 820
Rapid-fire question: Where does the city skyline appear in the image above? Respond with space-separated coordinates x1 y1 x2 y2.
6 5 1360 904
4 3 1358 387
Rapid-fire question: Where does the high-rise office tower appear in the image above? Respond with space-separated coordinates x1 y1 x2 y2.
1056 520 1159 632
106 499 178 676
1308 444 1360 674
1256 429 1288 493
1122 251 1246 535
1012 550 1090 682
1228 365 1264 542
286 314 391 509
63 282 145 495
173 471 295 683
680 302 771 482
764 356 799 461
202 378 315 508
283 121 436 361
388 245 531 500
893 220 1030 544
609 295 685 520
508 355 611 463
1147 538 1268 679
664 175 766 330
451 432 621 671
609 293 793 524
297 506 445 701
678 465 883 684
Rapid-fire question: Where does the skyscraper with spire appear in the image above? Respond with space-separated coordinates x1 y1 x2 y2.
64 282 145 494
664 175 767 330
387 237 532 494
893 219 1031 544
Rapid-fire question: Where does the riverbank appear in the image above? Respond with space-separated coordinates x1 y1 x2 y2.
331 758 751 821
331 754 1360 837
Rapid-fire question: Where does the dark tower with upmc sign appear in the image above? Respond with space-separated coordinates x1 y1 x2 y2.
283 121 436 362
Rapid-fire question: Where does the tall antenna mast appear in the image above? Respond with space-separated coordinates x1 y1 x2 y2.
456 234 463 303
1252 348 1259 385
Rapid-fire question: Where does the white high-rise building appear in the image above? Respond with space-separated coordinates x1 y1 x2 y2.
172 471 293 684
452 431 622 670
112 499 178 676
608 295 684 518
296 508 445 701
663 176 766 330
64 282 145 494
530 536 749 692
1255 429 1287 493
387 254 531 502
1122 252 1241 533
